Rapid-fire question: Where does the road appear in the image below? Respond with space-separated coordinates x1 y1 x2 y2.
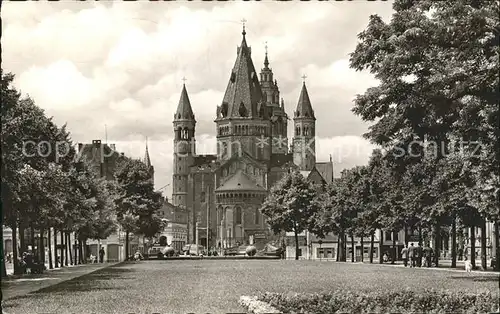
2 259 499 314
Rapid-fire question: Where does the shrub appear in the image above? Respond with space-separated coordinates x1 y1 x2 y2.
259 289 499 314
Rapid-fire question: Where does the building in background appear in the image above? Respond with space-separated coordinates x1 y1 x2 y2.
170 25 334 251
157 198 188 253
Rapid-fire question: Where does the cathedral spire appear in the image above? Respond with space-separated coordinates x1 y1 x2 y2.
264 41 269 69
174 81 195 121
220 24 263 119
144 137 152 168
241 18 247 37
295 77 315 119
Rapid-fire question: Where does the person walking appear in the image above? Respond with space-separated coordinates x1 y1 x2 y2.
401 244 409 267
408 243 416 268
416 244 423 267
426 247 433 267
99 247 105 263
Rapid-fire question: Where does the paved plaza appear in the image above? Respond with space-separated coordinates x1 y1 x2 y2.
2 260 498 314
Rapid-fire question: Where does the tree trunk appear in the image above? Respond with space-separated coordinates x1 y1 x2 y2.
294 228 299 260
48 228 53 269
470 226 476 268
84 239 88 263
350 233 355 263
494 221 499 271
336 237 340 262
451 217 457 268
391 231 396 264
74 235 78 265
418 225 423 246
343 233 347 262
340 232 345 262
78 239 83 264
19 224 25 254
360 233 364 263
404 225 408 246
67 233 73 265
369 231 374 263
125 231 130 261
39 228 45 264
1 224 7 277
64 232 69 266
12 222 20 275
434 222 440 267
480 220 487 270
60 231 64 267
30 225 35 255
379 229 384 264
54 229 58 268
338 231 345 262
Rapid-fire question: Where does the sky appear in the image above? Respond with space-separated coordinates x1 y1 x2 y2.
3 1 394 198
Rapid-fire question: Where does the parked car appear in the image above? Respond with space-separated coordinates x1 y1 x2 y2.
148 244 167 259
224 245 247 256
181 244 205 256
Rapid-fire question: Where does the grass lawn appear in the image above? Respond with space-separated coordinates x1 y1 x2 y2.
3 260 498 314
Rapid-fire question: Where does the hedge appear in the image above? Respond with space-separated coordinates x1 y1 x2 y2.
259 289 499 314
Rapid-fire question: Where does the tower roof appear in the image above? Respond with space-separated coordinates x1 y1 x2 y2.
264 42 270 69
220 29 264 119
294 82 315 119
215 169 266 192
174 84 195 121
144 139 152 168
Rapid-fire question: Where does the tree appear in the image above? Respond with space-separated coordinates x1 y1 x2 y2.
313 176 356 263
260 170 319 260
1 71 56 275
114 158 163 260
350 0 499 268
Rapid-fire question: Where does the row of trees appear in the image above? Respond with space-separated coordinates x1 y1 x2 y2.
1 70 164 276
261 0 499 270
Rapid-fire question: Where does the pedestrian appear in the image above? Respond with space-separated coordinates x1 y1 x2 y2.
426 247 433 267
401 244 409 267
99 247 105 263
24 251 33 274
408 243 416 268
416 243 423 267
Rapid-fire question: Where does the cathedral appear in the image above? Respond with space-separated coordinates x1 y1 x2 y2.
171 25 333 249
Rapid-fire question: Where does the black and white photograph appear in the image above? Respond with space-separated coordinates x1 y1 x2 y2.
1 0 499 313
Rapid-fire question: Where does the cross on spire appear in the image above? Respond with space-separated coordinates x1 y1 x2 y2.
265 41 268 54
241 18 247 36
182 77 187 85
302 74 307 83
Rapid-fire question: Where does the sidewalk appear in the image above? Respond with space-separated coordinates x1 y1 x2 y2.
2 262 121 300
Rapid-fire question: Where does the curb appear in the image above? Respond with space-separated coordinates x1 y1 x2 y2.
239 296 281 314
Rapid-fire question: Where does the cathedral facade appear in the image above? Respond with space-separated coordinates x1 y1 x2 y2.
171 26 333 249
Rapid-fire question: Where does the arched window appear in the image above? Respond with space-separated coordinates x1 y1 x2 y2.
235 206 242 224
255 207 259 224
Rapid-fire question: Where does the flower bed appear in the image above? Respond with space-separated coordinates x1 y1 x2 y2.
259 289 499 314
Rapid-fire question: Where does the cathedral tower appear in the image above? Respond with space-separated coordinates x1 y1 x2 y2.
144 138 154 184
292 80 316 170
172 83 196 208
260 44 288 154
215 25 271 161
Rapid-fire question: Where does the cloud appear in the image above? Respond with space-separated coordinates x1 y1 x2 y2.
3 1 394 195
